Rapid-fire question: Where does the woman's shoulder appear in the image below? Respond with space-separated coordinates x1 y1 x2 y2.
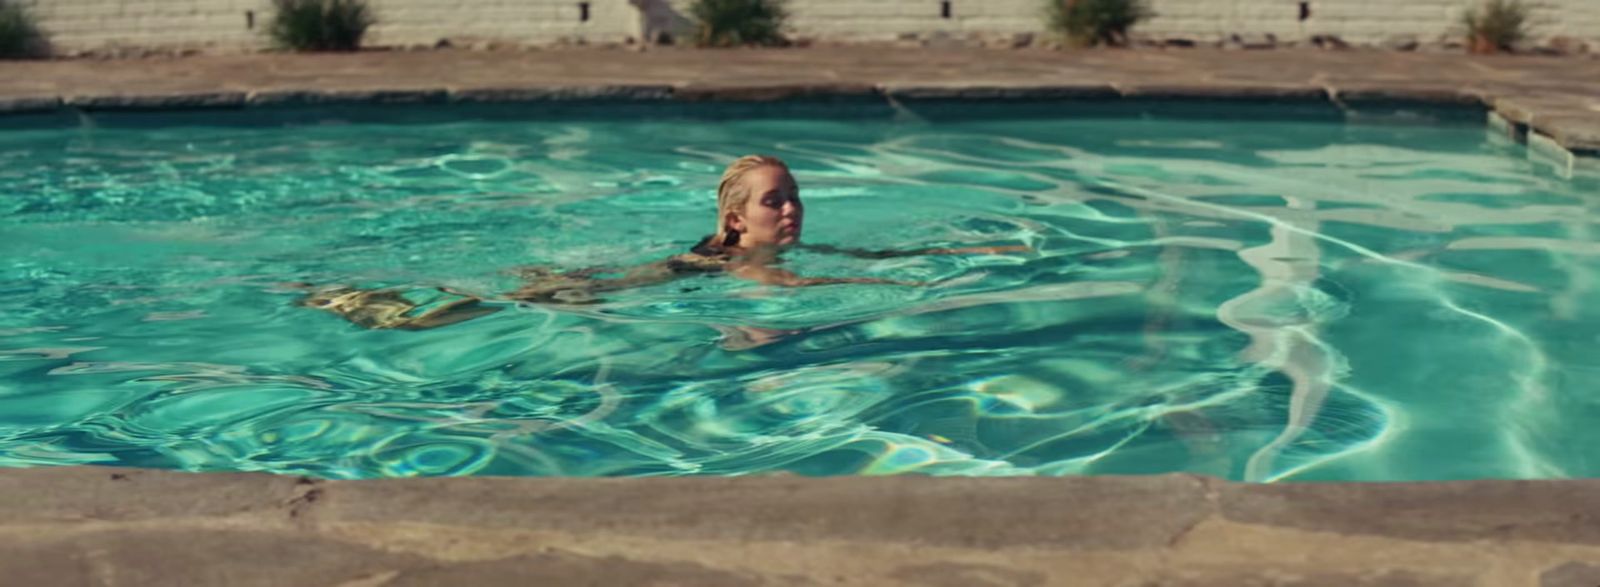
689 234 726 257
666 253 728 273
666 235 731 273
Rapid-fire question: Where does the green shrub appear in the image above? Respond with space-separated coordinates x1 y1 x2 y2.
268 0 374 52
1462 0 1529 54
690 0 788 48
1045 0 1152 47
0 0 45 59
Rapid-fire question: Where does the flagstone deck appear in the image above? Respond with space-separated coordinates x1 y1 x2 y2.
1 467 1598 586
2 47 1598 159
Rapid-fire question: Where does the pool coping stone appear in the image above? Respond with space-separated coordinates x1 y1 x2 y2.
1 466 1598 586
1 48 1597 158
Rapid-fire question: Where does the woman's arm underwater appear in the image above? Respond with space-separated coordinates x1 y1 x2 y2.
800 243 1030 259
729 262 922 287
299 245 930 331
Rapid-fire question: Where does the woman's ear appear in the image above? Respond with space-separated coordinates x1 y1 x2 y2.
725 212 746 233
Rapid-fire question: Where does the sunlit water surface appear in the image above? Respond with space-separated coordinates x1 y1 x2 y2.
2 103 1596 481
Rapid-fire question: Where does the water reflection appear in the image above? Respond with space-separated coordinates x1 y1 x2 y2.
0 108 1595 480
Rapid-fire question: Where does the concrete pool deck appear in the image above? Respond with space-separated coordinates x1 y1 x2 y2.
1 467 1599 586
1 47 1599 163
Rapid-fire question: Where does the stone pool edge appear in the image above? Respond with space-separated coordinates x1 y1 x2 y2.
2 80 1597 163
1 466 1598 586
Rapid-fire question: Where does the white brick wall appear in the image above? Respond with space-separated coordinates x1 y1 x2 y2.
367 0 636 47
788 0 1042 38
15 0 1600 53
17 0 638 52
1140 0 1600 45
656 0 1040 40
665 0 1599 45
18 0 267 50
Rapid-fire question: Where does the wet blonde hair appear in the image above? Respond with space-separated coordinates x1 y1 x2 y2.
713 155 792 248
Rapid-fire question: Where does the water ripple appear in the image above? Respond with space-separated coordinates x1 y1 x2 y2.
0 108 1595 480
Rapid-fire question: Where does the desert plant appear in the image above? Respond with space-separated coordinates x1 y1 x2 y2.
268 0 374 52
1045 0 1152 47
1462 0 1529 54
690 0 788 47
0 0 45 59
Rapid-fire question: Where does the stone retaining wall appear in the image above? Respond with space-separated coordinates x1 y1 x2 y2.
10 0 1600 54
13 0 639 53
1143 0 1600 47
658 0 1041 41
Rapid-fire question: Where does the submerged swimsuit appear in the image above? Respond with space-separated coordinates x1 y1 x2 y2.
306 237 739 326
299 287 496 330
509 235 732 304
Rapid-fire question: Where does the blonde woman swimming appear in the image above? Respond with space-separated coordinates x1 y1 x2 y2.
300 155 1027 330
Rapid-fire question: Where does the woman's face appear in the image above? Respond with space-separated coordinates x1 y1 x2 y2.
730 165 803 248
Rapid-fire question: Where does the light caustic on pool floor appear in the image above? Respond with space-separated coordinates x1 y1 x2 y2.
0 111 1596 481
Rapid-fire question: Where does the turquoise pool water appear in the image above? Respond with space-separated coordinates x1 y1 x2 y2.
2 102 1596 481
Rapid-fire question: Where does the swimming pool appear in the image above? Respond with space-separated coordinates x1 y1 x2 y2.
2 102 1595 481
